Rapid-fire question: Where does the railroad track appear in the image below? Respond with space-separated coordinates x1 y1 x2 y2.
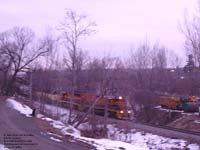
107 118 200 143
140 122 200 136
123 121 200 143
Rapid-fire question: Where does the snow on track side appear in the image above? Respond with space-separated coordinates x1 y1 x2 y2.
6 98 32 117
39 115 145 150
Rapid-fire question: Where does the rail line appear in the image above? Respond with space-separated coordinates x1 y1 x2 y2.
113 119 200 143
140 122 200 136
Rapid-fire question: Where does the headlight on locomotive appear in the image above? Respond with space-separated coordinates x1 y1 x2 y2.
119 110 124 114
128 110 132 114
118 96 123 100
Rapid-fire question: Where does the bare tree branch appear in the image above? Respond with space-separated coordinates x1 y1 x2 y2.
0 27 54 95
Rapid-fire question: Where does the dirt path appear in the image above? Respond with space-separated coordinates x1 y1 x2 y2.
0 97 93 150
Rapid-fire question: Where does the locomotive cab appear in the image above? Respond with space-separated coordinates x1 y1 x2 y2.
108 96 132 120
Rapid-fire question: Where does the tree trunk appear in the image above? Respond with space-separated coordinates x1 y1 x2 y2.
5 71 18 95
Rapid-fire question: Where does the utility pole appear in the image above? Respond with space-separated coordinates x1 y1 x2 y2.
29 68 36 116
29 68 33 108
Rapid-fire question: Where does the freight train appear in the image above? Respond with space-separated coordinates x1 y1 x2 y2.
35 91 132 120
159 95 200 112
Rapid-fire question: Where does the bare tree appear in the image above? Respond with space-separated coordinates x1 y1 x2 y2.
167 51 182 69
59 9 96 92
180 3 200 68
0 43 12 95
0 27 52 95
58 9 96 124
127 42 173 121
78 56 121 132
43 34 60 70
131 41 152 69
86 56 118 95
128 41 153 90
151 44 168 69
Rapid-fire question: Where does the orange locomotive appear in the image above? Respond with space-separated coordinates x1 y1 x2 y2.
61 92 132 120
159 95 197 110
159 96 180 110
36 91 132 120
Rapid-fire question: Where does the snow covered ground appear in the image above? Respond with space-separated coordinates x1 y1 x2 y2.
0 144 10 150
194 120 200 124
155 105 184 113
38 114 146 150
38 114 200 150
107 125 188 150
6 98 33 117
6 98 200 150
155 105 200 116
50 137 62 142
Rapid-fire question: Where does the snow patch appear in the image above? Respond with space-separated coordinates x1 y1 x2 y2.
43 116 142 150
155 105 184 113
36 114 44 118
52 120 65 129
47 132 63 138
187 144 200 150
47 116 196 150
0 144 10 150
61 126 80 137
194 120 200 124
41 117 53 122
78 122 94 130
170 69 175 72
44 104 72 122
50 137 62 142
84 138 146 150
107 125 190 150
6 98 32 117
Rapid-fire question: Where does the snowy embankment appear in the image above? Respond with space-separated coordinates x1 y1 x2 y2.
6 98 200 150
0 144 10 150
6 98 32 117
37 114 145 150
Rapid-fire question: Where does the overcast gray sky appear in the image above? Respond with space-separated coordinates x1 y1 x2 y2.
0 0 198 57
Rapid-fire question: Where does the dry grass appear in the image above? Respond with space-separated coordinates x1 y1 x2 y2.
80 128 107 138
